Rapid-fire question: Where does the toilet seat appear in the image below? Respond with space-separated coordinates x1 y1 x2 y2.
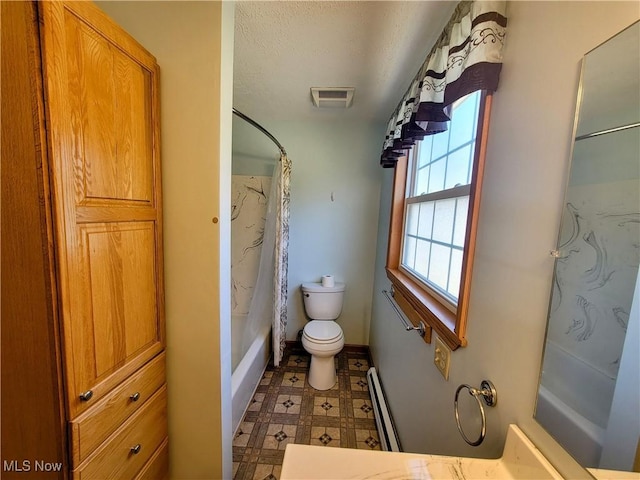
303 321 343 344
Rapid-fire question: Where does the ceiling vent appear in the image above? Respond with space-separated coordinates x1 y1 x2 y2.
310 87 355 108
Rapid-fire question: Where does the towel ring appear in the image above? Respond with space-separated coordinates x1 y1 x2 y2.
454 380 497 446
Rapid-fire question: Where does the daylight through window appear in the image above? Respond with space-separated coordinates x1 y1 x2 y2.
385 91 492 350
400 91 481 310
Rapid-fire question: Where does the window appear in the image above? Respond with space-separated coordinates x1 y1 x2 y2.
386 91 492 350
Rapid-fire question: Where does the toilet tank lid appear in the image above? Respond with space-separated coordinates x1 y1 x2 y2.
301 282 345 293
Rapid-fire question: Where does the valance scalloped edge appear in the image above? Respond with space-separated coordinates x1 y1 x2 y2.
380 0 507 168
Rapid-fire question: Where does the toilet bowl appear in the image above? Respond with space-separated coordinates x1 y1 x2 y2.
302 320 345 390
301 282 345 390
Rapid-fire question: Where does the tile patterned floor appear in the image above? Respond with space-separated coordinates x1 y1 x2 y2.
232 345 380 480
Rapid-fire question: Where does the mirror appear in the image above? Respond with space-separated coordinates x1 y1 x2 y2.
535 21 640 473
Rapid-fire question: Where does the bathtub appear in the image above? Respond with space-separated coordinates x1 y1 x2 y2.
536 341 615 467
536 384 604 467
231 313 271 434
540 341 615 427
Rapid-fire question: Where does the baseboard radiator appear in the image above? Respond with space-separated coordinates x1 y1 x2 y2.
367 367 401 452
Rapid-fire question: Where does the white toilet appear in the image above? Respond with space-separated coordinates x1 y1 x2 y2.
301 282 345 390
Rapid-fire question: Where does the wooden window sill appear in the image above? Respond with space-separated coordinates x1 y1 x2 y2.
386 267 465 351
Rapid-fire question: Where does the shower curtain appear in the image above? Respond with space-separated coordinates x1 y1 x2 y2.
241 154 291 367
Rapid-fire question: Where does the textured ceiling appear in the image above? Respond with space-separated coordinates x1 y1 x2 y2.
233 1 457 123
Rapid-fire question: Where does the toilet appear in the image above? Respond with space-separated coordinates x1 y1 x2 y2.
301 282 345 390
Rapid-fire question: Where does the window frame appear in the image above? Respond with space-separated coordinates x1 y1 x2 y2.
385 91 493 350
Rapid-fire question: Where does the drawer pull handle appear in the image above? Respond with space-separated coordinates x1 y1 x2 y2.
79 390 93 402
130 444 142 455
130 392 141 402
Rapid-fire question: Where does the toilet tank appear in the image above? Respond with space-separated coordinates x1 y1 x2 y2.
301 282 345 320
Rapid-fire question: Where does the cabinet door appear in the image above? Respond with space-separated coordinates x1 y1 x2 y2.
39 1 165 418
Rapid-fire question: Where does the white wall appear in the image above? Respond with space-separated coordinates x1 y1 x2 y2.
286 120 383 345
95 2 234 478
242 119 384 345
369 2 639 479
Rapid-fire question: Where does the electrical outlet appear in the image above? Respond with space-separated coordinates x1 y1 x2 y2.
434 336 451 380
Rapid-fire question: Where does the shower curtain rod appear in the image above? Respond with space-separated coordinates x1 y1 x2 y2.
232 108 287 156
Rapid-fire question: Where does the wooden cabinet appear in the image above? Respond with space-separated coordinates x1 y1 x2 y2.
72 387 168 480
69 354 166 466
1 1 167 478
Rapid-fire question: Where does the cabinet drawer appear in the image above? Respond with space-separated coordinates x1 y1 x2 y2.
134 438 168 480
72 386 167 480
70 353 165 466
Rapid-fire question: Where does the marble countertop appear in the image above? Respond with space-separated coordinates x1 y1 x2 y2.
280 424 564 480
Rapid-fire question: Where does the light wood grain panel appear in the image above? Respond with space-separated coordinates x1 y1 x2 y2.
76 205 157 224
121 224 158 357
61 220 164 417
386 155 408 269
65 11 118 201
70 354 166 467
114 50 153 202
83 222 159 377
65 7 154 204
62 7 94 207
8 2 166 478
73 387 167 480
39 1 165 420
63 1 157 70
455 93 492 344
40 0 101 415
113 51 134 200
150 63 166 352
1 2 68 476
134 439 169 480
87 229 126 376
68 343 164 421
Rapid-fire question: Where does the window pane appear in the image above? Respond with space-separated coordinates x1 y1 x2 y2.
427 158 446 193
453 196 470 247
448 248 463 299
405 203 419 236
429 243 450 292
445 144 474 189
418 135 433 168
399 91 484 311
414 239 431 278
431 128 450 160
449 91 480 150
432 198 456 243
403 236 417 270
417 202 434 239
415 164 430 196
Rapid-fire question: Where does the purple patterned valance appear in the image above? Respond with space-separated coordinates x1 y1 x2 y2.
380 1 507 167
